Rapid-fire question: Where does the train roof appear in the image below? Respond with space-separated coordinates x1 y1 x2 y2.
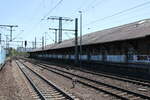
30 18 150 52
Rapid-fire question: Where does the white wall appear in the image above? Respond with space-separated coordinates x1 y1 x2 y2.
91 55 102 61
106 55 126 62
79 55 88 60
36 54 150 64
128 55 150 63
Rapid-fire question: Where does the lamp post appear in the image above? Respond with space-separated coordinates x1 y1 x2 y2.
79 11 82 66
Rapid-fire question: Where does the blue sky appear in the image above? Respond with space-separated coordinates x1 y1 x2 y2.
0 0 150 48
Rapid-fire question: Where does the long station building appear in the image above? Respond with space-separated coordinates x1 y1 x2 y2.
29 19 150 65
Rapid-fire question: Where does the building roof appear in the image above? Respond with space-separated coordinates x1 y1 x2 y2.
31 19 150 52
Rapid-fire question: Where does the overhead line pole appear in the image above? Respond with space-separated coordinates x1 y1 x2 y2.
44 32 47 47
47 16 73 43
42 36 44 50
49 28 75 43
55 29 57 43
79 11 82 66
49 28 59 43
59 17 62 43
75 18 78 65
0 25 18 41
22 41 24 48
48 17 79 65
49 28 75 31
0 33 1 44
35 37 37 49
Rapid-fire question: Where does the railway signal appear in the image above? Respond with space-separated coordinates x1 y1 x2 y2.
25 40 27 47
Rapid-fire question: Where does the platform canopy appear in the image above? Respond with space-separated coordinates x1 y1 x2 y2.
30 19 150 52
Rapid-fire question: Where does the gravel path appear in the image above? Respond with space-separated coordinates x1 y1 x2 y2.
0 61 33 100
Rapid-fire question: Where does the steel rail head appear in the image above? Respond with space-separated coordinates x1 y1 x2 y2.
21 58 150 100
35 62 150 100
19 60 74 100
15 60 46 100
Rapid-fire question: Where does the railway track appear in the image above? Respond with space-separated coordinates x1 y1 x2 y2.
16 60 76 100
38 61 150 87
22 59 150 100
25 58 150 86
79 63 150 85
0 61 6 71
29 59 150 88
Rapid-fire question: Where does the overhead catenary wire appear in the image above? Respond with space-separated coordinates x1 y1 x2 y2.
83 0 98 12
27 0 64 39
70 0 106 17
12 30 24 41
30 0 102 44
91 11 150 30
25 0 46 34
41 0 64 20
69 0 92 17
92 0 107 8
86 1 150 26
64 32 72 39
83 5 150 36
47 33 55 42
30 0 45 21
85 0 109 13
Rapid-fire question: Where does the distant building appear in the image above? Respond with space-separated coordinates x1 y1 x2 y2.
17 47 33 52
